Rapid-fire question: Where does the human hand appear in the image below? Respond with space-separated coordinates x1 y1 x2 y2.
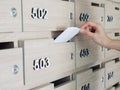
80 22 111 47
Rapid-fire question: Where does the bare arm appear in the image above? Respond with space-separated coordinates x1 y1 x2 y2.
106 39 120 51
80 22 120 51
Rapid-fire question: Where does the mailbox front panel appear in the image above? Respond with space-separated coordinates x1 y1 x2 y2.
22 0 74 31
19 39 75 89
105 60 120 89
0 48 23 90
76 0 104 27
105 1 120 30
76 69 105 90
75 34 104 69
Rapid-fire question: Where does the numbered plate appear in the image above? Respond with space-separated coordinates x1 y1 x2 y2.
55 81 75 90
104 32 120 61
76 0 104 27
76 68 105 90
0 0 21 32
0 48 23 90
104 59 120 89
22 0 74 31
105 1 120 30
75 34 104 70
19 39 75 89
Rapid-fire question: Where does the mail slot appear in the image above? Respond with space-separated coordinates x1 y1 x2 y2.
75 34 104 70
104 59 120 89
54 81 75 90
22 0 74 31
19 39 75 89
76 68 105 90
76 0 104 27
105 1 120 30
0 48 23 90
0 0 21 32
105 32 120 61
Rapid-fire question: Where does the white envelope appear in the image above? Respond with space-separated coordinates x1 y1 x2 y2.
54 27 80 43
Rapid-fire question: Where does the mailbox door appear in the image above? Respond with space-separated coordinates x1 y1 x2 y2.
76 0 104 27
19 39 75 89
22 0 74 31
75 34 104 70
0 48 23 90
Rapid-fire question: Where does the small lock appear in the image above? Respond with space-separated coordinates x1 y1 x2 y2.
71 52 74 60
10 8 17 17
12 65 19 75
70 12 73 20
101 16 104 22
101 77 104 83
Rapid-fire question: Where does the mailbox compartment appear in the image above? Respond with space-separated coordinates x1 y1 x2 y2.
76 68 105 90
75 34 104 70
19 39 75 89
0 0 21 32
0 48 23 90
22 0 74 31
105 1 120 30
76 0 104 27
104 59 120 89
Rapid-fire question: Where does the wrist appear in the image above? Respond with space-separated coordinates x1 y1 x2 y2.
103 37 112 48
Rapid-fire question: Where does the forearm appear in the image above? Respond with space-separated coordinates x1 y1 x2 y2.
80 22 120 51
105 39 120 51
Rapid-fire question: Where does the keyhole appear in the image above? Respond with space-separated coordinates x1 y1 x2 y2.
10 8 17 17
12 65 19 75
